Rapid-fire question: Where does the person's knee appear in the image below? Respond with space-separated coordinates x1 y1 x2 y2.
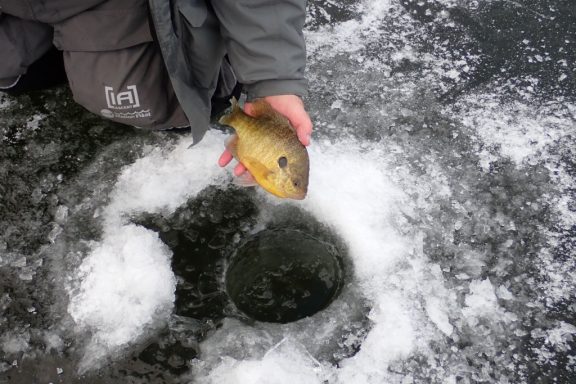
1 47 67 96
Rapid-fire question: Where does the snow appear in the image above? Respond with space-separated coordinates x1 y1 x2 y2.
337 294 415 383
103 135 227 227
68 224 176 369
302 140 407 299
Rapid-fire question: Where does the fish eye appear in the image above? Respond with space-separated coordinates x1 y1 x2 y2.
293 180 299 187
278 156 288 168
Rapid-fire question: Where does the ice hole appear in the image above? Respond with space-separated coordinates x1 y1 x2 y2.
225 228 345 323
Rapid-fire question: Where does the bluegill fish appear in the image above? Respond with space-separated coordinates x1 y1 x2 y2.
218 98 309 200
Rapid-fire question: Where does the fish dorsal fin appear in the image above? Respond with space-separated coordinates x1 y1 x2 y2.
249 99 292 129
219 97 243 127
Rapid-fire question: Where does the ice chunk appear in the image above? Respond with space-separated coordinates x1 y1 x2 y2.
44 333 64 352
11 257 27 268
48 224 63 244
1 333 30 355
496 285 514 300
196 339 327 384
425 297 454 336
68 224 176 368
330 100 343 109
54 205 69 224
461 279 519 327
464 279 498 314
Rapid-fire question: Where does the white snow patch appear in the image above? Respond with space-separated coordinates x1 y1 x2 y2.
104 134 227 228
458 95 575 167
337 294 415 383
26 114 45 131
302 140 408 299
306 0 394 57
69 224 175 368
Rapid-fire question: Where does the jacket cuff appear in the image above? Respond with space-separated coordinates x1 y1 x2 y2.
244 79 308 101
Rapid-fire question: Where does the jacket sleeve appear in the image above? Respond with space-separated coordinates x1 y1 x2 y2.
210 0 308 100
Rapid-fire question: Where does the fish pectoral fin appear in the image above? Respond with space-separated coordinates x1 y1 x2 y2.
242 156 273 181
233 172 259 187
229 156 271 188
225 134 239 158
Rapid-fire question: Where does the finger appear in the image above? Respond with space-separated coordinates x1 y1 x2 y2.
234 163 247 176
244 102 255 117
292 112 313 146
282 104 312 146
218 150 233 167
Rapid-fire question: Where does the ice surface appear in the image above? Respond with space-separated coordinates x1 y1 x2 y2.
2 0 575 381
60 0 575 381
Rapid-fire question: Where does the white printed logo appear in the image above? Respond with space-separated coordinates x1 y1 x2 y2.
105 85 141 110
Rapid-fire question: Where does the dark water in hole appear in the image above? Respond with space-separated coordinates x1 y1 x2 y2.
226 228 344 323
1 1 575 383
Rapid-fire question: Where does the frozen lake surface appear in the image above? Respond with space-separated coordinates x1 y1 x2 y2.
1 1 575 383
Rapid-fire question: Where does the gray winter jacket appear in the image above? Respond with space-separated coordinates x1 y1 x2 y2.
0 0 308 143
0 0 106 87
149 0 308 143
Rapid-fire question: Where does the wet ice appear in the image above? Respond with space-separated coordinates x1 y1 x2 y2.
1 0 576 382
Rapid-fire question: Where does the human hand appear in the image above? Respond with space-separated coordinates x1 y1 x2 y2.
218 94 313 176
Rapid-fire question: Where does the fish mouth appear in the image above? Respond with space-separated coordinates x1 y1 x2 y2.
265 184 307 200
271 190 306 200
289 191 307 200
